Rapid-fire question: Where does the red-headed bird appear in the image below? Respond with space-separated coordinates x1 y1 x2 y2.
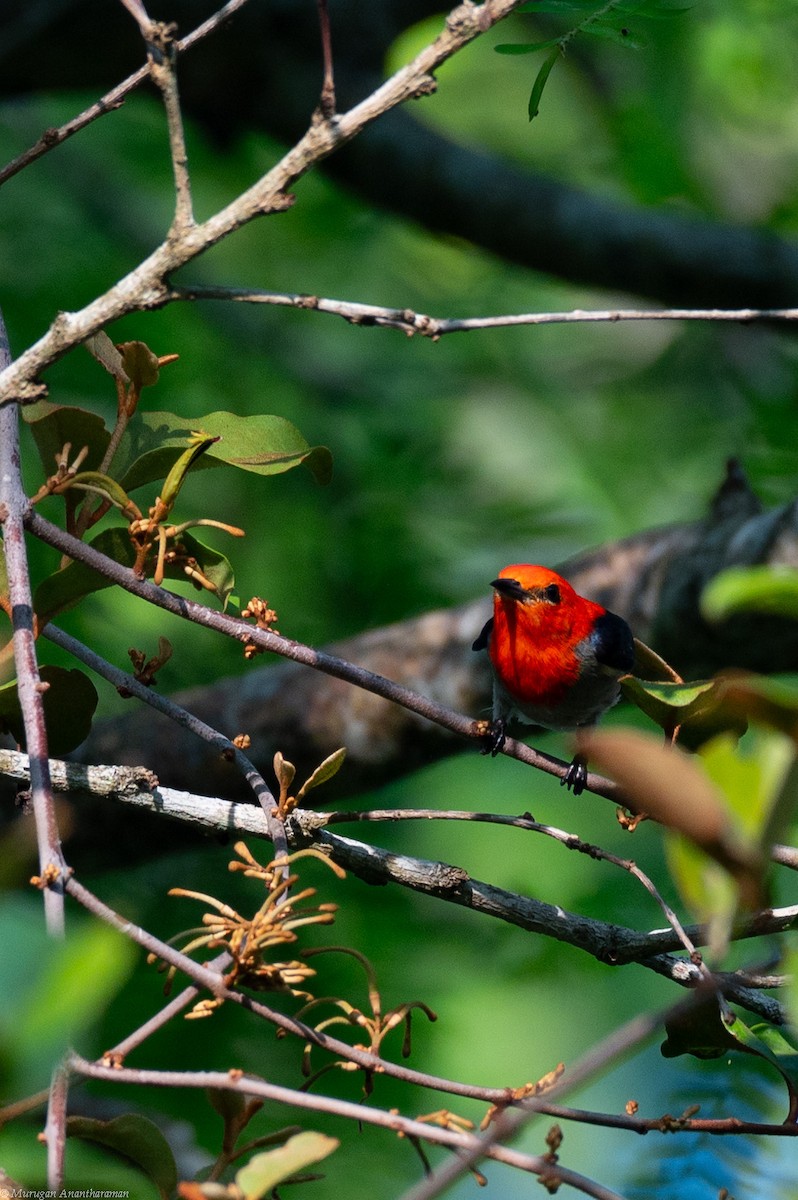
473 564 635 794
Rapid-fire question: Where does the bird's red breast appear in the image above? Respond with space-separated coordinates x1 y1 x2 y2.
488 564 610 710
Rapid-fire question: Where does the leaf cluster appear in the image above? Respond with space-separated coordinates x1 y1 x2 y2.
495 0 692 118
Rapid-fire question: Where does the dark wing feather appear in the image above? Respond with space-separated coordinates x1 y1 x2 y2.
591 611 635 674
472 617 493 652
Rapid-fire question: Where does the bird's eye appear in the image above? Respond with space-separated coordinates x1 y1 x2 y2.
544 583 560 604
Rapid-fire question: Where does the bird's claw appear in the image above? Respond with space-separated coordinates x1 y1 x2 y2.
480 718 507 758
561 754 588 796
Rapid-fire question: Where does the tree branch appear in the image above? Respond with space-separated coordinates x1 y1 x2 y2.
6 755 782 1022
0 312 66 935
167 285 798 335
66 1054 624 1200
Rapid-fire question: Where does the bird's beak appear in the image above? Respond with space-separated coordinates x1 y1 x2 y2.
491 577 526 602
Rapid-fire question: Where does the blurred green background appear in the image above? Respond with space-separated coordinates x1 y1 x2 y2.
2 2 798 1196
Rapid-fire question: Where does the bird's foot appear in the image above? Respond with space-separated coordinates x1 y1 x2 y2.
479 717 507 758
561 753 588 796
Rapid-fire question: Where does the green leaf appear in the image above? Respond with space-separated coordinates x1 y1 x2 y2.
662 1003 798 1120
528 47 561 119
117 340 161 389
116 411 332 492
0 665 98 755
621 675 746 747
582 22 647 47
67 1114 178 1200
159 435 220 509
702 566 798 622
172 530 236 607
23 401 111 478
34 527 134 624
235 1132 339 1199
84 331 129 383
495 39 562 54
724 1018 798 1122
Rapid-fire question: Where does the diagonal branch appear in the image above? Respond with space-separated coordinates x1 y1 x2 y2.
66 1054 624 1200
0 0 255 189
41 622 287 856
25 510 622 803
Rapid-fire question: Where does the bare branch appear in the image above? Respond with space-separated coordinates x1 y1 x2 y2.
66 1054 624 1200
0 312 66 935
317 0 336 117
27 511 622 802
44 1064 68 1191
0 0 254 190
143 21 195 233
167 285 798 336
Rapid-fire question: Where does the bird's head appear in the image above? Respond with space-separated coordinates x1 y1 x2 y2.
491 564 575 611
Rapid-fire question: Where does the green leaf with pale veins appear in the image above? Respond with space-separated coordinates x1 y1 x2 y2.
116 410 332 492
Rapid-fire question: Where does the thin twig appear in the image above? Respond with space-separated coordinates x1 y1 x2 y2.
65 1055 624 1200
26 511 622 803
317 0 336 117
41 623 287 859
166 285 798 336
144 24 195 233
0 0 254 189
0 312 66 935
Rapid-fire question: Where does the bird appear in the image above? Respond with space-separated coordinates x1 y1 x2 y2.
472 564 635 794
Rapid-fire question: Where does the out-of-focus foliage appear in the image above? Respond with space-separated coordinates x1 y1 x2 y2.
2 2 798 1196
